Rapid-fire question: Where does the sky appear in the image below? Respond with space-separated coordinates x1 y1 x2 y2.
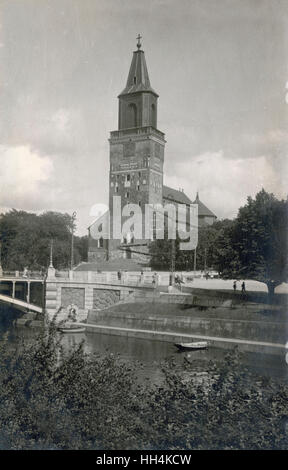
0 0 287 235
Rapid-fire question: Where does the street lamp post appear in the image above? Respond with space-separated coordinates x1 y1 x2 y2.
49 239 54 268
0 241 3 277
47 239 56 279
70 211 77 270
170 238 175 286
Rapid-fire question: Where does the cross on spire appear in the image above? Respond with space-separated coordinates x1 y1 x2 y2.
136 34 142 49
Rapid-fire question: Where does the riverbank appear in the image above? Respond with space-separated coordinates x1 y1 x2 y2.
83 293 287 356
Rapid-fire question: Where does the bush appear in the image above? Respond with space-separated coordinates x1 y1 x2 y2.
0 321 287 450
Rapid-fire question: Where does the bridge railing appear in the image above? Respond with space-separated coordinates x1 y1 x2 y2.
1 269 198 286
52 270 173 286
1 271 45 280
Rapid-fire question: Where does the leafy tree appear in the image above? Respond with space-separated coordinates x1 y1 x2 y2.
0 210 87 271
214 190 288 295
74 235 88 263
149 220 232 272
194 219 234 271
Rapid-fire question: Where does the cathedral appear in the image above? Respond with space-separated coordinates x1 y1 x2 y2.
87 37 216 264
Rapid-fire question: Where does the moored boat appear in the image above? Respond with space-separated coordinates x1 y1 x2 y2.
174 341 208 351
58 323 86 333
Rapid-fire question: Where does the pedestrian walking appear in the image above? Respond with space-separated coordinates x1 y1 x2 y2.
233 281 237 292
241 281 246 293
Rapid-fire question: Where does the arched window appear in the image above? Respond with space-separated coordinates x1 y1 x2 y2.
127 103 137 128
151 103 156 128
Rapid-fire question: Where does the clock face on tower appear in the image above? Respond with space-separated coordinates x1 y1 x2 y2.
123 141 135 157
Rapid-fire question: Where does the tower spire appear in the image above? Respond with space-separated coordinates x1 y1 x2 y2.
117 40 160 129
136 34 142 50
118 38 158 98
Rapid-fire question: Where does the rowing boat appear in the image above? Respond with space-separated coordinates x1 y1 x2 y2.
174 341 208 351
58 325 86 333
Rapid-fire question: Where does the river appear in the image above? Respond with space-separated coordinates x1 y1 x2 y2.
0 303 287 384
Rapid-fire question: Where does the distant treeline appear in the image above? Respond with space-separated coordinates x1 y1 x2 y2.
0 210 88 271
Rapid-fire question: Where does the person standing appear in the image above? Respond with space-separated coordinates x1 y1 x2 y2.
241 281 246 293
152 272 157 288
233 281 237 292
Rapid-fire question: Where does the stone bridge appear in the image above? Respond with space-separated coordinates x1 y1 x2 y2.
0 273 44 314
45 269 158 322
0 269 159 321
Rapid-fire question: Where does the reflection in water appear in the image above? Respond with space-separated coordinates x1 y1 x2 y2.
59 330 288 384
4 327 288 384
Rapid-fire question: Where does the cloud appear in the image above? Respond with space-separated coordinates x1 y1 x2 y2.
30 107 88 157
243 129 288 146
0 145 54 208
164 150 287 220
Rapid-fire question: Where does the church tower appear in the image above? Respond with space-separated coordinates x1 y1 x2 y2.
108 36 166 256
87 37 216 265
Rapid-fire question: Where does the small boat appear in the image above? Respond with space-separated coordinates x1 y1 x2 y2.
58 325 86 333
174 341 208 351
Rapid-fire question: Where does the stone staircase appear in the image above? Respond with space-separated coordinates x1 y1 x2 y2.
15 310 43 327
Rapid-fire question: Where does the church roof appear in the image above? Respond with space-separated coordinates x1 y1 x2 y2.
163 186 192 205
119 44 158 97
163 187 217 218
192 193 217 218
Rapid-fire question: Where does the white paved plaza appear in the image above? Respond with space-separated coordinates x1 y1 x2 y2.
184 278 288 294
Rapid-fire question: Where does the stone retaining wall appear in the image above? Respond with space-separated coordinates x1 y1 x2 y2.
87 306 287 344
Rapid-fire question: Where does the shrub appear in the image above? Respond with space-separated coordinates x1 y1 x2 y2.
0 321 287 450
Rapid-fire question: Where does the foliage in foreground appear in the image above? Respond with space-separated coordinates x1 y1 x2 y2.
0 322 287 450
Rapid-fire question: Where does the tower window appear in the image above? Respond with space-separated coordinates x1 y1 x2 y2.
152 212 157 240
151 103 156 128
137 185 140 191
125 192 130 198
124 173 131 188
133 76 137 84
127 103 137 127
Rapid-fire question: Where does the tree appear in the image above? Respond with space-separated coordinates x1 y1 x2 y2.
194 220 234 271
214 190 288 296
149 219 232 272
0 210 88 271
